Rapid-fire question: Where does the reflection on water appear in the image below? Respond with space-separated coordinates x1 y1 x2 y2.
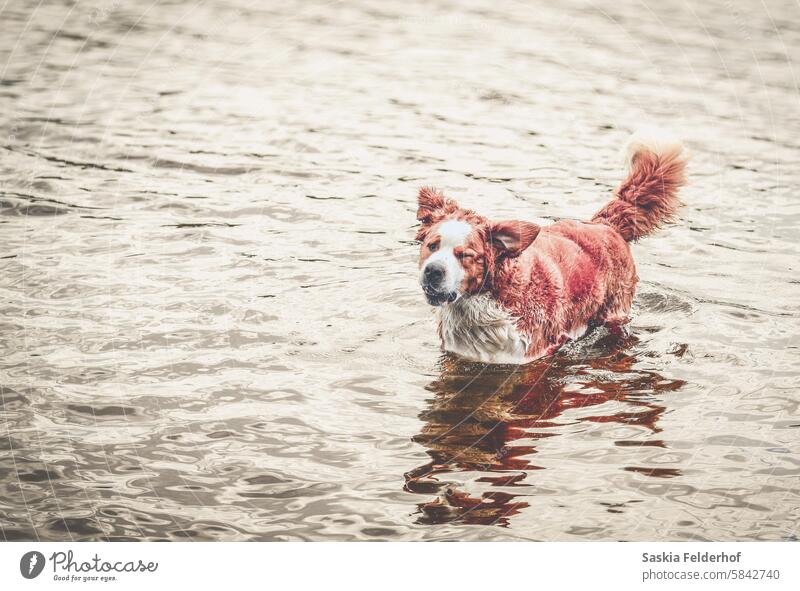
1 0 799 541
406 331 684 527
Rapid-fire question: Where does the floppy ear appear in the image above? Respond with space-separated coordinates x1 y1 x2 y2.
416 187 447 225
488 220 540 257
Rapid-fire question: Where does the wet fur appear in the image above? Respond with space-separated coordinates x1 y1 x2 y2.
439 294 528 363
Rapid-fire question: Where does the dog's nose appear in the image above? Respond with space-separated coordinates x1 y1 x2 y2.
423 264 445 285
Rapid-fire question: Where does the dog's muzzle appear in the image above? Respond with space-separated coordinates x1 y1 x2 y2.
421 263 458 306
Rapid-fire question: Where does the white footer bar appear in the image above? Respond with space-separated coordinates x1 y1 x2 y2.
0 542 796 590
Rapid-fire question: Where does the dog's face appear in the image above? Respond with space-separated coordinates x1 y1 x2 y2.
415 187 540 306
418 218 486 305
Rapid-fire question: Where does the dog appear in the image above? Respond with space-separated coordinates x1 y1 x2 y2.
415 129 689 364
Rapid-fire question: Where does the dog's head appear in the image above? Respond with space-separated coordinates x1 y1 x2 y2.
415 187 540 306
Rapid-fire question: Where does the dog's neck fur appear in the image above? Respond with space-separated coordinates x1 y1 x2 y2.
438 293 529 363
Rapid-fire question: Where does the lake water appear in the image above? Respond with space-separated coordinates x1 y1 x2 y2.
1 0 798 541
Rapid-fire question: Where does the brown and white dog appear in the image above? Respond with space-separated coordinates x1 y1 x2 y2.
415 130 689 363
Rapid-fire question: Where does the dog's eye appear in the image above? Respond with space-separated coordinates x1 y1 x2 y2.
429 242 439 252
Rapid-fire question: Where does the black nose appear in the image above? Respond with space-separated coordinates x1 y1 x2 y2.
423 264 445 285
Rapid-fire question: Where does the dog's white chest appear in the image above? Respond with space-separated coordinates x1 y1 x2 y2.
438 294 529 364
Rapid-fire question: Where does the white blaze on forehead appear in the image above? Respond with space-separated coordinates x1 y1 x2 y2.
437 219 472 248
420 219 473 296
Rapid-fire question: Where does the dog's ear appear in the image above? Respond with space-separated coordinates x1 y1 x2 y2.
416 187 461 241
416 187 447 225
488 220 540 257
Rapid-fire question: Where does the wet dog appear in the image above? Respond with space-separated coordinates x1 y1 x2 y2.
415 129 689 363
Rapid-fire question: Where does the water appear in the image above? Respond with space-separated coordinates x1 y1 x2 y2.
1 0 798 541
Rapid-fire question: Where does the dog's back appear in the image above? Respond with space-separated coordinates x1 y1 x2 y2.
493 219 636 358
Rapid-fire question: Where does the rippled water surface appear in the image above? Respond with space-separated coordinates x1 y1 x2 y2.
1 0 799 541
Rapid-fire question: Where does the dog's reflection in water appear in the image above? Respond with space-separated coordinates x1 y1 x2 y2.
405 331 685 526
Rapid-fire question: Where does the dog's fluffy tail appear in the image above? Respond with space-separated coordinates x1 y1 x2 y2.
592 128 688 242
